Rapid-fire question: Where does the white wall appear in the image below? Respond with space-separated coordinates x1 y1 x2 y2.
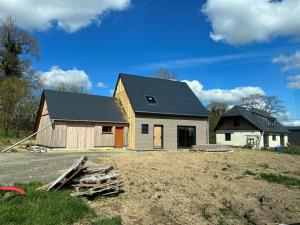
216 130 288 148
216 130 262 147
267 134 288 147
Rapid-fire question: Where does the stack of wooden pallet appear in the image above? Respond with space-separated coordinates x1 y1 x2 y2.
47 155 124 197
191 144 232 152
71 166 124 196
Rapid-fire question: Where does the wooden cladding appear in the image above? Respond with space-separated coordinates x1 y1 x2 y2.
66 125 94 149
114 78 135 149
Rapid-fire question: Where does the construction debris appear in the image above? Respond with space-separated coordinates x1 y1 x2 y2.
191 144 232 152
47 155 124 197
30 145 52 153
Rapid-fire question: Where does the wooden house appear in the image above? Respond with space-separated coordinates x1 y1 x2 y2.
35 73 210 150
35 90 128 149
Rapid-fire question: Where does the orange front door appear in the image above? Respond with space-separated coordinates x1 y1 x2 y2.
115 127 124 148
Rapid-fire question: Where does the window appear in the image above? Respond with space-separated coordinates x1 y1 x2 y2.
272 135 276 141
141 124 149 134
102 126 113 133
145 95 157 104
233 118 240 126
268 119 275 127
225 133 231 141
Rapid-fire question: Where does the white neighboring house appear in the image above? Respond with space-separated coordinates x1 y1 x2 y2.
215 106 289 149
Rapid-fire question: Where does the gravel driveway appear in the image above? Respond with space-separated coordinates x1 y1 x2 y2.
0 151 119 185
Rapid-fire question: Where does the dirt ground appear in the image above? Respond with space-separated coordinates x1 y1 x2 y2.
88 149 300 225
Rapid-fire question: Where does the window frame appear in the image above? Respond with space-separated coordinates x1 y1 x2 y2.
145 95 157 104
141 124 149 134
102 126 113 134
225 133 231 141
272 135 276 141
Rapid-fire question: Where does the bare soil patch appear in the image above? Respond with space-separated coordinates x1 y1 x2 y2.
89 149 300 225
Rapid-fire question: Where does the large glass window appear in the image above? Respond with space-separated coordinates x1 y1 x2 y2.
177 126 196 148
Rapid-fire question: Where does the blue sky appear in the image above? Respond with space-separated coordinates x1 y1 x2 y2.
1 0 300 124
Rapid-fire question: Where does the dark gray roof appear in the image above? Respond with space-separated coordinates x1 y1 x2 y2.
287 126 300 131
117 74 209 117
250 108 275 119
43 89 127 123
221 106 288 133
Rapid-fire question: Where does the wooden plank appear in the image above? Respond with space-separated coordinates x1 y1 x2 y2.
47 155 88 191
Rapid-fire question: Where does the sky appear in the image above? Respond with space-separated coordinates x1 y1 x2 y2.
1 0 300 125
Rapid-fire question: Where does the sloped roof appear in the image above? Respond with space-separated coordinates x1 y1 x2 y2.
117 74 209 117
287 126 300 131
220 106 288 133
42 89 127 123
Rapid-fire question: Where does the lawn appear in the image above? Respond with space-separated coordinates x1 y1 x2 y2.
0 182 121 225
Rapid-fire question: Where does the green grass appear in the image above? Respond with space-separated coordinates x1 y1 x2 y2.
0 182 95 225
91 216 122 225
282 146 300 156
260 173 300 187
262 146 300 156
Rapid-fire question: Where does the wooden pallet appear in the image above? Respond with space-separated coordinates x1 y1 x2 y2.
72 178 124 196
47 155 88 191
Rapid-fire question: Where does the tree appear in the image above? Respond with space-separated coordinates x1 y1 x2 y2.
152 68 177 80
208 102 228 144
54 82 88 94
239 94 286 118
0 77 37 137
0 16 40 137
0 16 39 79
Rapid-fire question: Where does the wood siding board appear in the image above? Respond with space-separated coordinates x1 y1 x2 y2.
114 78 135 149
216 117 257 131
36 100 53 146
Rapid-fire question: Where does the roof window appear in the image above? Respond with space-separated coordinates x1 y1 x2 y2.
145 96 157 104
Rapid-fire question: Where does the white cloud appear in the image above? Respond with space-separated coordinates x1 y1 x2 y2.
96 82 108 89
272 51 300 89
272 51 300 71
182 80 265 105
287 74 300 89
135 52 267 70
41 66 92 89
281 120 300 126
0 0 130 32
202 0 300 45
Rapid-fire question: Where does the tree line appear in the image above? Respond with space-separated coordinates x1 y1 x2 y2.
0 17 85 138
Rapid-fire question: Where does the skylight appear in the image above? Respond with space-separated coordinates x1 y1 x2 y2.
145 96 157 104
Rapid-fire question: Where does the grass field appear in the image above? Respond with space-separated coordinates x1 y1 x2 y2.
0 182 121 225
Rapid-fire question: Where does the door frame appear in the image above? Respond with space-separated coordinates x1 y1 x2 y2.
153 125 163 149
280 134 284 146
114 127 124 148
263 133 269 148
177 126 196 148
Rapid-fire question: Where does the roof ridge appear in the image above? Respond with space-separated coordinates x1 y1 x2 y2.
119 73 183 83
44 89 114 99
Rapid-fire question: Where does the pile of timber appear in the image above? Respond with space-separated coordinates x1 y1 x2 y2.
191 144 232 152
47 155 124 197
